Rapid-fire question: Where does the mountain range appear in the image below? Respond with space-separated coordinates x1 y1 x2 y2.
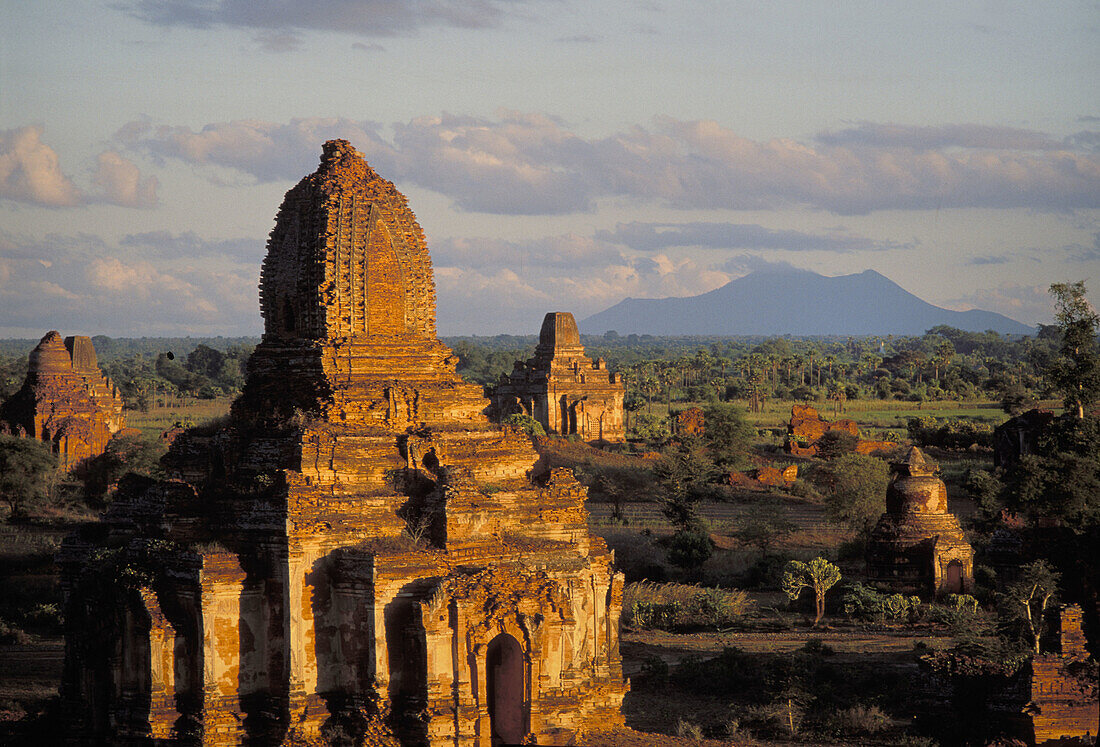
580 268 1034 337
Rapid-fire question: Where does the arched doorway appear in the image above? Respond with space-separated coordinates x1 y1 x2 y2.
944 560 963 594
486 633 525 745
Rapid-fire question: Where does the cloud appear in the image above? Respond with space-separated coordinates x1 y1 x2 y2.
595 221 905 252
352 41 385 52
0 126 81 206
120 0 538 37
431 232 732 333
0 126 159 208
118 117 399 183
967 255 1012 266
0 230 260 336
816 122 1066 151
91 151 159 208
947 283 1055 326
556 34 600 43
122 113 1100 216
433 234 625 270
254 30 303 52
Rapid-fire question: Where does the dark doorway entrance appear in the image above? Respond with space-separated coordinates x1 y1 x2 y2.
486 633 525 745
944 560 963 594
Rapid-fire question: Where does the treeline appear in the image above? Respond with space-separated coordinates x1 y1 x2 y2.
0 326 1059 411
447 325 1061 412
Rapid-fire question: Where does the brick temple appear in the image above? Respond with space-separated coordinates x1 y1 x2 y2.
866 447 974 597
493 312 625 442
59 140 627 745
0 332 125 466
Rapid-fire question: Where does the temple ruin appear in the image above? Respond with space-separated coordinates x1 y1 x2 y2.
866 447 974 597
492 312 625 442
59 141 627 745
785 404 894 457
0 332 125 466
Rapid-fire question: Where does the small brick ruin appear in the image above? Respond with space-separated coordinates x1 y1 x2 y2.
1027 605 1099 744
729 464 798 489
866 447 974 598
784 404 894 457
59 141 627 746
0 331 125 466
672 407 705 438
492 312 625 442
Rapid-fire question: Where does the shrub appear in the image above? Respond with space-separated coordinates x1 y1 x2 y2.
816 430 859 459
907 416 994 450
21 602 62 633
666 527 713 570
623 581 752 630
501 413 545 437
817 453 889 534
844 583 923 623
831 704 891 736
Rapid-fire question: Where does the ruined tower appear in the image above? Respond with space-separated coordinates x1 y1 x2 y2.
866 447 974 597
0 331 125 466
60 141 627 745
493 312 625 442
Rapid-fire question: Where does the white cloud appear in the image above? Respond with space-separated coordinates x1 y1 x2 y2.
0 230 259 336
0 126 81 207
0 126 159 209
91 151 159 208
120 114 1100 216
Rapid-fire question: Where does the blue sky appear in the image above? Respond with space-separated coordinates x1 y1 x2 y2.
1 0 1098 336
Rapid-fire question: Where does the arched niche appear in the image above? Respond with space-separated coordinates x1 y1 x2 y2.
486 632 526 745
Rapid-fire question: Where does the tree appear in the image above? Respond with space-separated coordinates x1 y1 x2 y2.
1049 281 1100 419
1003 560 1060 654
78 433 167 503
701 402 754 471
654 438 714 530
734 503 797 558
782 557 842 627
185 344 226 379
0 435 57 519
817 453 889 535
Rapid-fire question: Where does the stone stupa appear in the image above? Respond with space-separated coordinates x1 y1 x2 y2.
0 332 125 466
493 312 625 442
59 140 627 746
866 447 974 597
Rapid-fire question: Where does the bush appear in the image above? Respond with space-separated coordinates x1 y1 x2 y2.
501 413 545 437
666 527 713 570
831 704 891 736
843 583 923 623
907 416 994 450
623 581 752 630
816 453 889 534
816 430 859 459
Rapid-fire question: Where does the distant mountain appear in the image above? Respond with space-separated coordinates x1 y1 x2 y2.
581 268 1034 337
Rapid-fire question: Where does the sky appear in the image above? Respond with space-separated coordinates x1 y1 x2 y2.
1 0 1098 337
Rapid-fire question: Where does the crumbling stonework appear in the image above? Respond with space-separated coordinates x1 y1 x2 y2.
493 312 625 442
784 404 895 457
729 464 798 489
1026 605 1099 744
60 141 626 746
673 407 705 438
0 332 125 466
866 447 974 598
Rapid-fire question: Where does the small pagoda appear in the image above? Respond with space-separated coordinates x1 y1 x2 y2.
866 447 974 597
493 312 625 442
